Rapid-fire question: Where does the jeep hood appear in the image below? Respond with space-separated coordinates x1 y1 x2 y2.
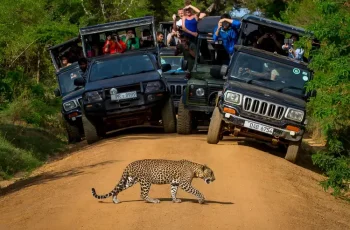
163 74 188 84
187 77 224 86
62 88 84 102
226 81 306 109
85 71 161 91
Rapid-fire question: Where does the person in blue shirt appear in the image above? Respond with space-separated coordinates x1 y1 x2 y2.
213 14 241 57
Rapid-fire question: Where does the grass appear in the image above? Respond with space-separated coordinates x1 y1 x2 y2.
0 123 67 180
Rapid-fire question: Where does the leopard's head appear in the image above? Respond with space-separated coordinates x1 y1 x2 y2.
198 165 215 184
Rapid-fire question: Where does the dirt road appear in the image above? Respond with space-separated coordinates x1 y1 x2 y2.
0 130 349 230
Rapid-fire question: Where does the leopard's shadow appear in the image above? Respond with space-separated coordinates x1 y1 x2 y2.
98 198 234 205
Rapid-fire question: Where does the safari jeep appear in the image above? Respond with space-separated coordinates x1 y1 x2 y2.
160 47 188 112
48 37 85 143
207 45 315 163
75 16 176 144
177 16 232 134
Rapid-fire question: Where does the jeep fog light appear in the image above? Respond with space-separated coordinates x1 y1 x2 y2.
196 88 205 97
148 95 155 101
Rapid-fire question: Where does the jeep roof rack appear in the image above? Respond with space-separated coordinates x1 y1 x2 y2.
241 14 313 36
197 16 241 34
79 16 155 36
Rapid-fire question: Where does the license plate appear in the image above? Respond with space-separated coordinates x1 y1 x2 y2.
243 120 274 135
174 101 179 107
111 91 137 101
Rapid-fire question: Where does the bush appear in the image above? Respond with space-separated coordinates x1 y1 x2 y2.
0 134 41 179
282 0 350 199
312 152 350 197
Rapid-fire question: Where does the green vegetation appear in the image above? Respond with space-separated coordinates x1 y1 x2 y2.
0 0 349 198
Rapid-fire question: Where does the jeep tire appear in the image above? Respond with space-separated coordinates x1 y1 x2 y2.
82 114 100 144
207 107 223 144
285 140 301 163
64 119 81 144
161 97 176 133
177 96 192 134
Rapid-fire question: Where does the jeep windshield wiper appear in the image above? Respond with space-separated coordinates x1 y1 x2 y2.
129 70 154 75
277 86 304 92
100 75 121 80
246 77 272 84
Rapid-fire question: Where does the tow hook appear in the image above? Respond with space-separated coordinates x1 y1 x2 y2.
233 127 241 136
272 138 279 145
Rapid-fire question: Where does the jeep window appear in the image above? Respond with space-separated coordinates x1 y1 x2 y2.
81 24 155 58
89 54 155 81
160 56 183 72
58 68 83 95
229 52 311 97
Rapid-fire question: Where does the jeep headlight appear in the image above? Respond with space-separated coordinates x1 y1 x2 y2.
196 88 205 97
63 100 77 111
285 108 304 122
145 81 163 93
85 91 102 103
224 91 242 105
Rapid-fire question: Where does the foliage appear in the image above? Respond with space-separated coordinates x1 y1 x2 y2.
312 153 350 197
281 0 350 197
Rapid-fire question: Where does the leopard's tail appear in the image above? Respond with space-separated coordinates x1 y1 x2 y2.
91 170 129 200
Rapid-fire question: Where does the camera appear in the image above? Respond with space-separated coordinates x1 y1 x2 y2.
284 38 294 45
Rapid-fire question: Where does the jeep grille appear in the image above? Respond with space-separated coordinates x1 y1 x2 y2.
243 96 286 120
169 84 186 96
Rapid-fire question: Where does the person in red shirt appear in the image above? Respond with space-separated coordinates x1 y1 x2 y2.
103 33 126 54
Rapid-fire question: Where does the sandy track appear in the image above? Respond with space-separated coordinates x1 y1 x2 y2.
0 130 349 230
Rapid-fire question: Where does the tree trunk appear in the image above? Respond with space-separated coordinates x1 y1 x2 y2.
100 0 107 21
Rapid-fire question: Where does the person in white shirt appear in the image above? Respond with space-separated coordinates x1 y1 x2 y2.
173 8 184 32
167 29 180 46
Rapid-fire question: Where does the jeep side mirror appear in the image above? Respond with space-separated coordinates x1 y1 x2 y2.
181 59 188 70
221 65 228 80
53 88 61 97
161 63 171 72
74 77 85 87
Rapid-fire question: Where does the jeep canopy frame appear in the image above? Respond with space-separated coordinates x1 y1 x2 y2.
236 14 319 62
79 16 157 58
47 37 82 71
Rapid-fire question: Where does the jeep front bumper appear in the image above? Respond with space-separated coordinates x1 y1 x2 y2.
222 112 304 142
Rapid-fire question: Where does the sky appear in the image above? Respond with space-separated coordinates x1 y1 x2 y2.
229 7 263 18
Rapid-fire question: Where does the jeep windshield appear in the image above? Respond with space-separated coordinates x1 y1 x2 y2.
89 54 155 82
229 52 311 97
160 56 183 73
58 68 83 95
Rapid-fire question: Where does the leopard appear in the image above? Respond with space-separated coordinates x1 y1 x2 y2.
91 159 215 204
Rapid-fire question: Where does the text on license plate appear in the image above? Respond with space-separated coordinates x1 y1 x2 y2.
111 91 137 101
243 121 274 135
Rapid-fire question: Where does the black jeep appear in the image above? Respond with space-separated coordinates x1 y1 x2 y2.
159 47 188 112
177 14 319 135
207 45 315 163
74 16 176 144
48 37 85 143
